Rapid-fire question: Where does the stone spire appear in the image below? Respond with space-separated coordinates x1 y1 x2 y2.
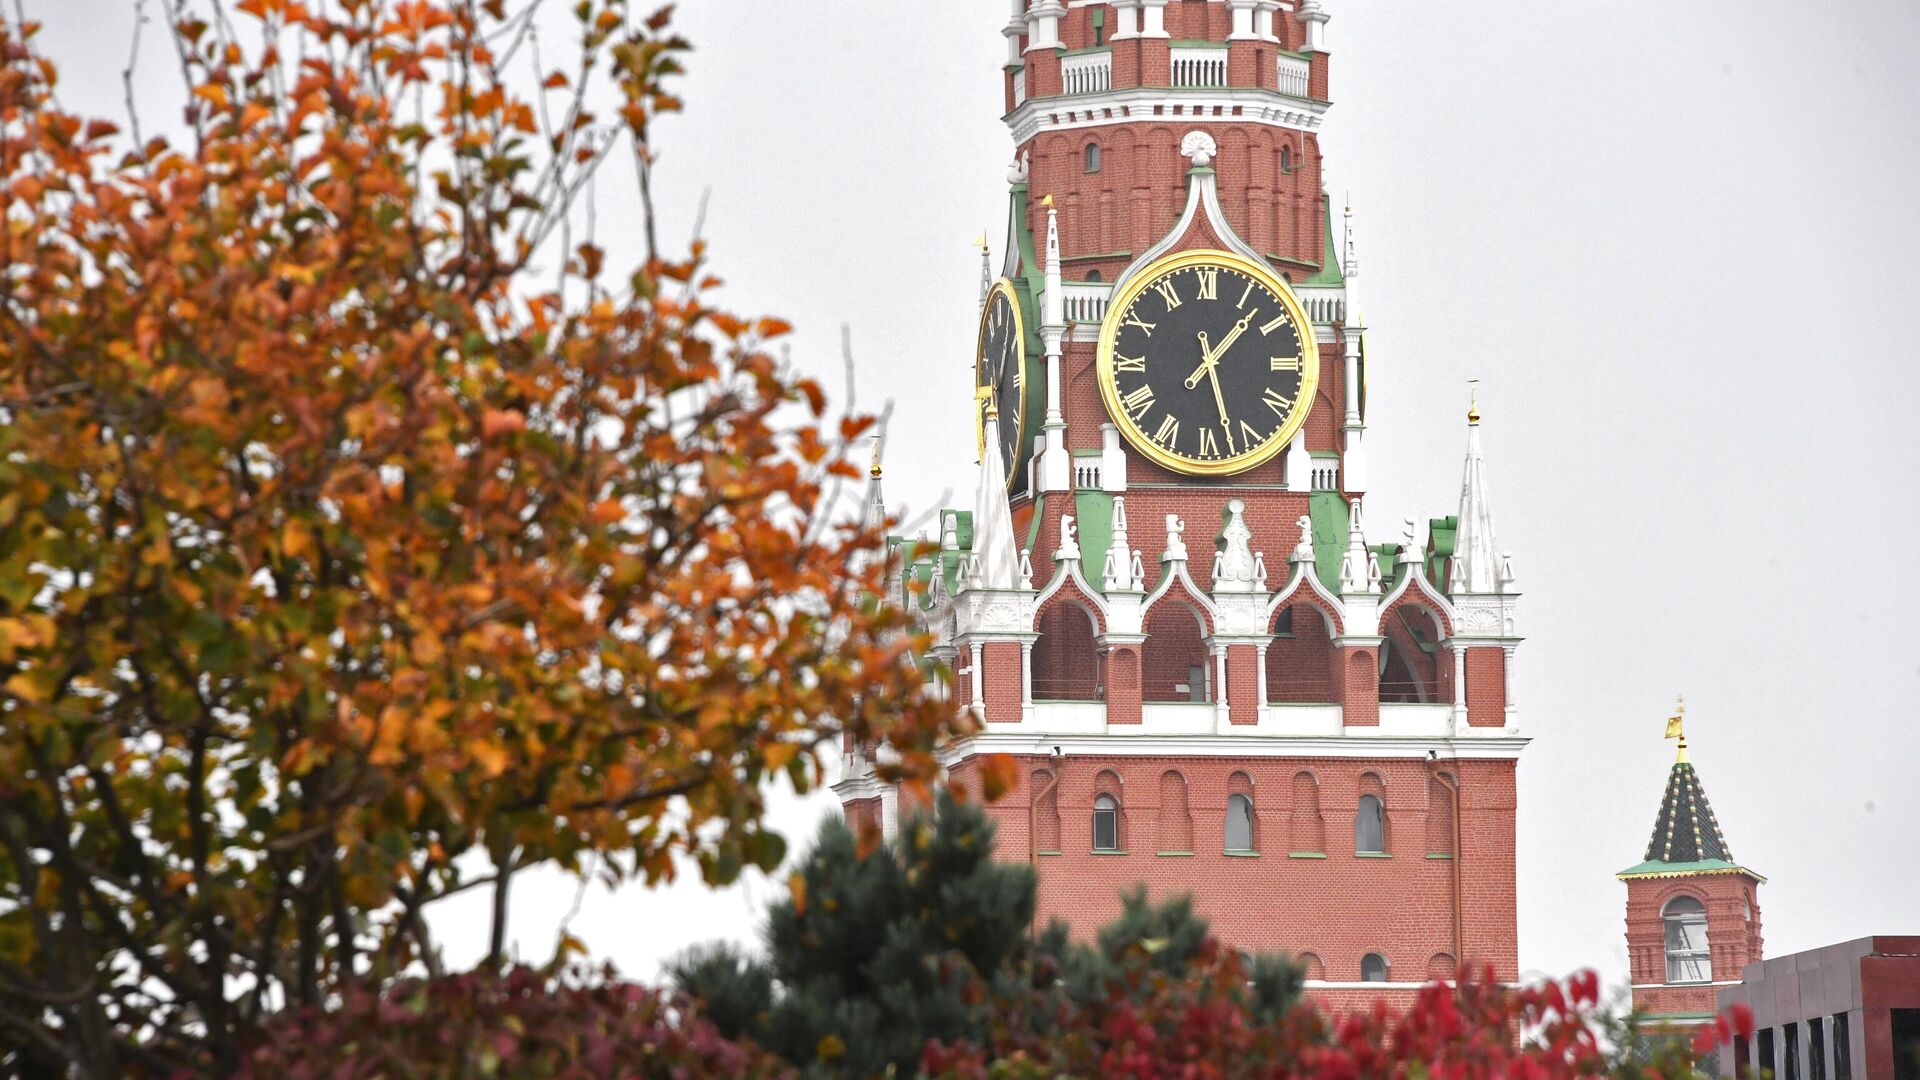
862 437 886 531
1451 385 1505 595
969 404 1020 590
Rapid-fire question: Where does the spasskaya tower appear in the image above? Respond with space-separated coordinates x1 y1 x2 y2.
838 0 1525 1010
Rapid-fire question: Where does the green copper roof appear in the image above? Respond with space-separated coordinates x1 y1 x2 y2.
1616 756 1761 880
1307 491 1347 592
1299 194 1345 288
1074 489 1115 594
1426 515 1458 589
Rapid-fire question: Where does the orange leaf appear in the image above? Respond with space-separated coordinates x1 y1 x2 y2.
193 83 230 109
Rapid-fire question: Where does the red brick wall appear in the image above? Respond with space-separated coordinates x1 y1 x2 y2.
983 640 1025 723
1226 643 1259 722
983 753 1519 983
1267 601 1336 702
1464 647 1506 726
1624 873 1764 1017
1034 601 1101 700
1143 601 1210 701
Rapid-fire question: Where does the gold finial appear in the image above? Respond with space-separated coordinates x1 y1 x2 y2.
985 399 1000 421
1467 379 1481 425
869 436 882 479
1041 194 1055 208
1664 696 1688 764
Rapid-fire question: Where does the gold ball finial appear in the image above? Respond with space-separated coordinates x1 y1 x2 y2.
869 436 882 479
1467 379 1481 425
985 399 1000 421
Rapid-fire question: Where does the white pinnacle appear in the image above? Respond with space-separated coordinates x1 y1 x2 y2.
1451 398 1505 595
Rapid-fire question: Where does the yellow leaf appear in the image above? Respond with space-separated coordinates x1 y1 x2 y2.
470 739 509 778
5 672 46 703
763 741 799 772
192 83 229 109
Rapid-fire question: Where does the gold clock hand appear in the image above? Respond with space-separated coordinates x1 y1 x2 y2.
1185 332 1218 389
1205 357 1230 427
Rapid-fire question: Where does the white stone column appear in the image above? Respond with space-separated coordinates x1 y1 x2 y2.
1141 0 1170 38
1502 643 1517 717
971 641 987 712
1021 639 1035 722
1255 641 1270 721
1213 644 1230 724
1450 643 1467 733
1109 0 1142 40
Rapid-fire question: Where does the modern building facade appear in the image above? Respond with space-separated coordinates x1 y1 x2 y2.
1718 937 1920 1080
836 0 1525 1010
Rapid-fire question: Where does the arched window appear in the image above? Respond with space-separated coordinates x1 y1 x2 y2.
1085 142 1102 173
1086 269 1102 282
1663 896 1711 983
1279 144 1293 174
1361 953 1389 983
1093 793 1120 851
1225 793 1254 852
1356 794 1385 853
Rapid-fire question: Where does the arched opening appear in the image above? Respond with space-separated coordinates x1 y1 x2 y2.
1663 895 1711 983
1288 771 1324 854
1380 602 1446 703
1361 953 1390 983
1158 770 1192 852
1033 601 1101 702
1032 769 1061 853
1086 269 1102 283
1093 793 1120 852
1267 601 1335 703
1296 952 1325 980
1279 143 1293 174
1225 794 1254 853
1143 602 1210 703
1427 952 1458 982
1085 142 1102 173
1355 780 1386 855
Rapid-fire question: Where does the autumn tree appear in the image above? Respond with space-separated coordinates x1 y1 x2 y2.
0 2 964 1074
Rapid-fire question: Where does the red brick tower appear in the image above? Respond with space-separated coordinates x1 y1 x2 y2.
1619 703 1765 1030
838 0 1526 1008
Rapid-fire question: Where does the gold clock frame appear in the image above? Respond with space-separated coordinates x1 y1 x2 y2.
974 277 1027 484
1094 248 1320 477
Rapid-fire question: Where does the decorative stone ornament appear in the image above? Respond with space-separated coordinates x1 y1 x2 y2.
1179 129 1217 168
1056 514 1081 562
1214 498 1258 593
1293 514 1315 563
1163 515 1188 563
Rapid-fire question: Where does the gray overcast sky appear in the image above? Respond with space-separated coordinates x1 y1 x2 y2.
31 1 1920 993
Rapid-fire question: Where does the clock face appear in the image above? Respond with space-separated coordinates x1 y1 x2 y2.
974 278 1026 485
1096 250 1318 475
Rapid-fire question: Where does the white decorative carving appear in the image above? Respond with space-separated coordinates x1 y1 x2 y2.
1254 551 1268 588
1163 515 1187 562
1129 548 1145 584
1018 548 1035 590
1214 498 1258 593
941 511 959 551
1293 514 1314 563
1179 129 1217 168
1007 149 1030 184
1056 514 1081 561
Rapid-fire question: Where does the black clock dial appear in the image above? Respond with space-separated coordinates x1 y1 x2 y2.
1099 254 1315 474
974 280 1026 484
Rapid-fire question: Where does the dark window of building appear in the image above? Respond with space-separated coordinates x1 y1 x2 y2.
1734 1031 1751 1080
1662 895 1711 983
1759 1029 1777 1080
1893 1008 1920 1080
1092 7 1105 46
1274 607 1295 637
1808 1016 1827 1080
1086 269 1102 282
1785 1022 1801 1080
1360 953 1388 983
1225 793 1254 852
1086 142 1101 172
1280 144 1294 174
1356 794 1385 853
1833 1013 1852 1080
1093 793 1120 851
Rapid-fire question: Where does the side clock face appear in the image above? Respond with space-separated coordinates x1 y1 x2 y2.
974 278 1026 484
1096 250 1318 475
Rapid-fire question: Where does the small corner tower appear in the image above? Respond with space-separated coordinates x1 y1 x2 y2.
1618 700 1765 1030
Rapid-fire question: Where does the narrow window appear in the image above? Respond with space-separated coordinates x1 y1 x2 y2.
1085 142 1102 173
1662 896 1711 983
1092 7 1105 46
1832 1013 1851 1079
1279 144 1294 174
1093 793 1120 851
1784 1022 1801 1080
1360 953 1389 983
1808 1016 1826 1080
1273 607 1295 637
1225 793 1254 852
1355 794 1384 853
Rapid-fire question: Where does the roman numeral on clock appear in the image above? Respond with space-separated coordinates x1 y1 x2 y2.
1263 388 1294 416
1153 414 1179 446
1114 354 1146 373
1260 313 1292 336
1198 427 1219 457
1151 279 1182 310
1123 311 1156 336
1240 419 1263 447
1237 280 1255 308
1271 355 1301 372
1194 268 1219 301
1121 384 1155 419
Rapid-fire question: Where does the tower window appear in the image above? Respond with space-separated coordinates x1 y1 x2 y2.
1662 895 1711 983
1093 793 1120 851
1224 793 1254 852
1086 269 1102 283
1361 953 1389 983
1092 7 1105 46
1279 145 1293 174
1355 794 1385 853
1273 607 1295 638
1085 142 1101 173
